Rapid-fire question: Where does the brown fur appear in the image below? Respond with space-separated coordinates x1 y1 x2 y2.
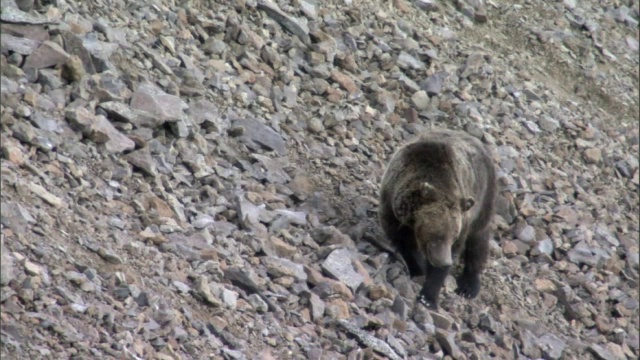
378 129 497 309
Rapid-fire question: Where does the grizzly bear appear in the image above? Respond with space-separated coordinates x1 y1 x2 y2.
378 129 497 310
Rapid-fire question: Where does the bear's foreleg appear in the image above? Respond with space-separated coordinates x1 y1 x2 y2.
393 226 424 277
456 226 490 299
379 198 424 277
417 262 451 310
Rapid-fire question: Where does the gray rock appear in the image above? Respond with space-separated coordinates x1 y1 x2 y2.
222 348 243 359
1 33 40 55
429 311 454 331
321 248 364 292
435 329 463 359
1 76 19 95
307 117 325 133
391 295 408 320
336 320 403 360
248 294 269 313
108 217 126 230
82 38 118 71
262 256 307 281
98 101 138 124
203 38 227 55
57 30 96 75
29 112 60 133
56 285 82 304
172 281 191 294
192 215 215 229
464 122 485 139
272 209 307 226
130 83 187 127
139 44 173 75
1 5 58 25
626 36 639 51
178 53 206 84
232 118 287 156
538 116 560 132
235 192 266 229
515 224 536 244
523 120 541 134
415 0 440 12
23 41 70 69
478 312 496 333
192 276 222 307
257 0 310 45
397 51 426 70
534 238 554 256
11 121 36 143
588 344 618 360
421 72 444 96
519 329 541 358
0 247 16 286
187 99 220 126
97 247 124 264
300 1 317 19
14 104 31 118
310 226 354 246
411 90 430 110
38 69 64 89
27 182 64 208
221 288 238 309
250 154 291 184
65 107 135 153
93 72 131 101
169 119 190 138
397 75 420 93
567 246 599 267
386 336 407 358
308 292 325 321
537 333 566 359
627 250 640 271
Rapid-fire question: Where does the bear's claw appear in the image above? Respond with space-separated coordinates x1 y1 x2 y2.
417 293 438 310
456 274 481 299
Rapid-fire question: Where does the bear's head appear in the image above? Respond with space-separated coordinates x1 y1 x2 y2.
414 182 475 268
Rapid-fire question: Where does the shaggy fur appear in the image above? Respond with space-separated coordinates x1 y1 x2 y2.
378 129 497 310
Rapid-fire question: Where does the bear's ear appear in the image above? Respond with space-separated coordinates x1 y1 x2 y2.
460 197 475 211
421 182 435 198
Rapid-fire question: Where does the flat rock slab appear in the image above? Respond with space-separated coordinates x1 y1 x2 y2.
130 83 187 127
65 107 134 153
257 0 310 45
1 33 41 55
262 257 307 281
232 118 287 156
1 6 59 25
23 40 70 69
336 320 402 360
1 23 50 42
321 248 364 293
0 201 36 233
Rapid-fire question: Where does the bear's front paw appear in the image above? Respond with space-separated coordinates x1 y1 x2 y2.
417 293 439 310
456 274 481 299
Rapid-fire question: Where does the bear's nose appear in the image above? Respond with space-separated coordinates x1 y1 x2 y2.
430 256 453 268
428 243 453 267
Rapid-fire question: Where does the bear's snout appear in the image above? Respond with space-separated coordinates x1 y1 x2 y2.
428 242 453 267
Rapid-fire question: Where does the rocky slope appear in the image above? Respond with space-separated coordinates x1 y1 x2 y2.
1 0 638 359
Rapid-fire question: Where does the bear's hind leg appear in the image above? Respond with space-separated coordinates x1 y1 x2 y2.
417 262 451 310
456 227 490 299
